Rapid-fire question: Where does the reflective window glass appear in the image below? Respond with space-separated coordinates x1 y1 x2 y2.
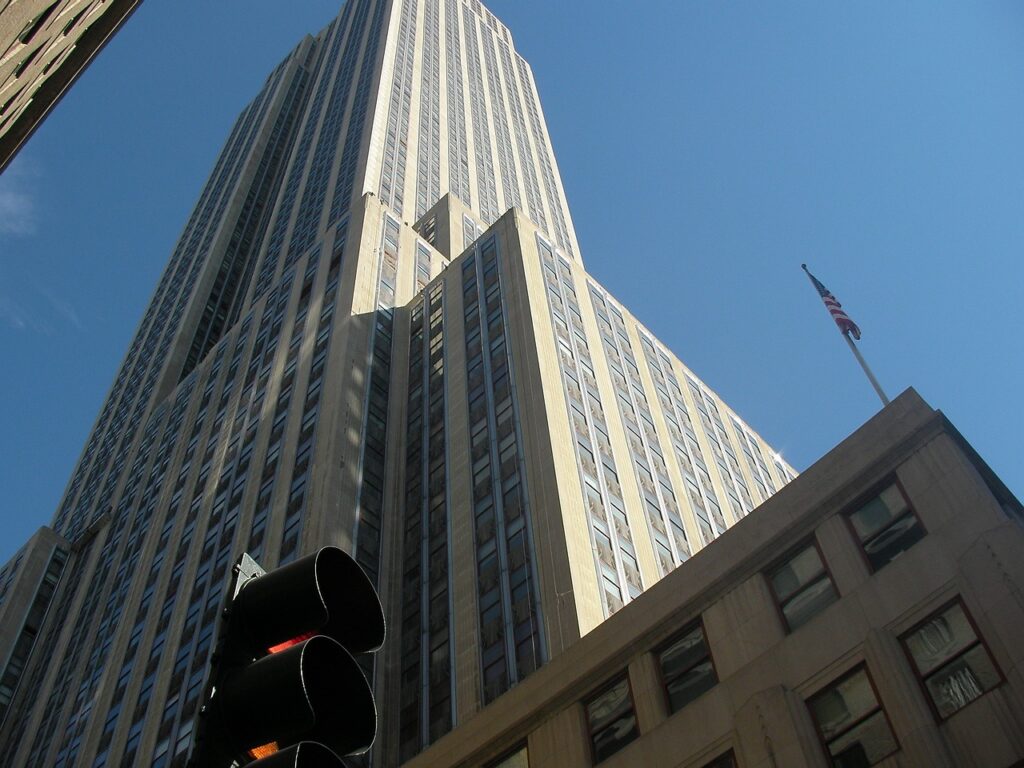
585 677 638 763
847 484 924 570
807 666 898 767
903 601 1001 719
767 542 838 631
487 745 529 768
658 623 717 713
701 751 737 768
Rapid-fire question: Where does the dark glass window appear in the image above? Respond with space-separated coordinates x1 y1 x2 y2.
846 483 924 571
658 622 717 713
487 744 529 768
807 666 899 767
702 751 737 768
902 600 1001 719
767 541 838 631
585 677 638 763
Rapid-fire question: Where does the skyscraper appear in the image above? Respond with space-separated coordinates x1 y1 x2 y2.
0 2 795 766
0 0 143 171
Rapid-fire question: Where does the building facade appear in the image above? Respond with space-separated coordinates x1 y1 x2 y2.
401 389 1024 768
0 0 142 172
381 199 794 764
0 2 794 766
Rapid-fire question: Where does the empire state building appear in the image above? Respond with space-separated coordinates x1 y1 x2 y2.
0 1 795 765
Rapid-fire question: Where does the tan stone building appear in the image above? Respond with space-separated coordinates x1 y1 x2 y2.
0 0 141 171
377 197 795 764
0 526 68 721
402 388 1024 768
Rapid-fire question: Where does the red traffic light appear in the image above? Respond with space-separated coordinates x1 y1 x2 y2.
231 547 385 655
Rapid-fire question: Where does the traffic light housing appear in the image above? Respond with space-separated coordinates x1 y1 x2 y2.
189 547 385 768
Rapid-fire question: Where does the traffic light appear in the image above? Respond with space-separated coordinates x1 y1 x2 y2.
189 547 385 768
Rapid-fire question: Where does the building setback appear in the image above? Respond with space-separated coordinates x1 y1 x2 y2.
401 389 1024 768
0 2 795 766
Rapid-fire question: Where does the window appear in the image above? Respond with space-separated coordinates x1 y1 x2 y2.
807 665 898 767
487 744 529 768
902 599 1002 719
585 677 638 763
767 541 839 631
658 621 717 713
701 751 737 768
846 482 924 571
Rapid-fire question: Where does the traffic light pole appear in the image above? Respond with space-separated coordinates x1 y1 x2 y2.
189 554 266 768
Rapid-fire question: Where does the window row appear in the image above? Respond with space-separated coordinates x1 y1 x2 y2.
767 480 926 634
583 593 1001 766
571 482 992 766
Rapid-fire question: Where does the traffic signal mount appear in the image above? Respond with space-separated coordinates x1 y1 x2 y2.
188 547 385 768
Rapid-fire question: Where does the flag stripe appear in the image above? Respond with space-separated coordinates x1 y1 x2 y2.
802 265 862 340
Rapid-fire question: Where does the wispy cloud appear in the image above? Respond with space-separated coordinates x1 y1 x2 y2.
0 288 83 334
1 158 83 334
0 290 67 334
0 156 39 236
41 288 83 330
0 295 29 330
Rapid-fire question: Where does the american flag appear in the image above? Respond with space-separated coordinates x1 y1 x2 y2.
801 264 861 340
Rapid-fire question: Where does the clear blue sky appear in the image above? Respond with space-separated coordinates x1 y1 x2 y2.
2 1 1022 563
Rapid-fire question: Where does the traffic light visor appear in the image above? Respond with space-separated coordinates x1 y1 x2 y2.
233 547 385 654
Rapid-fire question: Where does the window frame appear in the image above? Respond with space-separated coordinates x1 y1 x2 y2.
656 618 719 716
842 478 926 573
900 597 1004 722
765 537 840 633
583 673 640 765
806 663 900 767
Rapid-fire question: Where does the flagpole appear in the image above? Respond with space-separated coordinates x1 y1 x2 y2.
843 333 890 407
801 264 890 408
